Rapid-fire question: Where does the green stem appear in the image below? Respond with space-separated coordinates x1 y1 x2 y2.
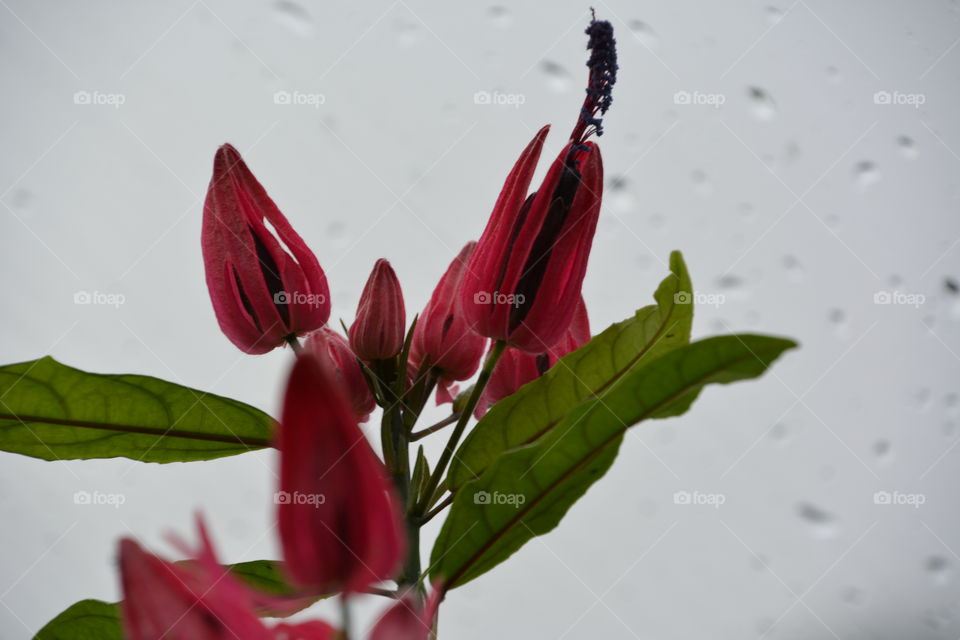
413 340 507 517
339 595 352 639
410 412 460 441
285 335 303 353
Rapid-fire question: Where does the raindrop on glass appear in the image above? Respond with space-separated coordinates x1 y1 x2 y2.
854 161 880 188
897 135 919 160
765 6 784 24
782 255 805 283
540 60 572 93
826 65 842 84
628 20 660 48
691 169 714 197
747 86 777 121
797 502 837 539
272 1 314 37
927 555 949 585
487 6 513 29
873 439 893 463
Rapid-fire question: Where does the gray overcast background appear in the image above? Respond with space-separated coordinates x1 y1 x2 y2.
1 1 958 638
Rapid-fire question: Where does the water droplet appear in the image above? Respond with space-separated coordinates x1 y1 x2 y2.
782 140 801 164
927 555 949 584
691 169 714 197
739 202 755 220
897 135 919 159
944 393 959 417
782 255 805 283
841 586 863 605
766 6 785 25
797 502 837 539
826 65 842 84
487 6 513 29
394 18 419 46
272 1 313 37
540 60 572 93
747 86 777 121
627 20 660 48
716 274 743 290
769 422 789 442
326 221 346 240
914 387 932 412
854 161 880 188
873 439 893 463
944 277 959 295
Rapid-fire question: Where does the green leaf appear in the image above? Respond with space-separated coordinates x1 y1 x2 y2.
33 561 317 639
449 250 693 490
0 357 274 464
34 599 122 640
431 334 798 589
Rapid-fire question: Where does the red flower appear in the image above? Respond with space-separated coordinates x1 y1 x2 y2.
458 16 615 354
119 518 274 640
202 144 330 354
306 327 376 422
277 352 405 594
369 590 441 640
409 242 487 402
349 259 406 361
474 297 590 418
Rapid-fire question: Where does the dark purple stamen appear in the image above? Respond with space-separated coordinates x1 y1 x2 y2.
570 10 618 144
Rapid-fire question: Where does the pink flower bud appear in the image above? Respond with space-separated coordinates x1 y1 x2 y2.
458 127 604 354
369 590 441 640
305 328 375 422
410 242 487 402
202 144 330 354
277 352 405 594
349 259 406 361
